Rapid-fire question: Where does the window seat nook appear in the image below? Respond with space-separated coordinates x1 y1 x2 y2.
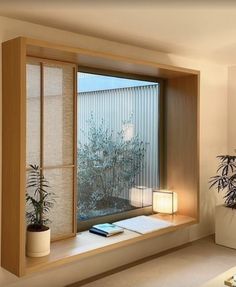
2 37 199 277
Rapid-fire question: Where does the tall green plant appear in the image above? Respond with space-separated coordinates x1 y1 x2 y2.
209 155 236 208
78 116 145 215
26 164 55 230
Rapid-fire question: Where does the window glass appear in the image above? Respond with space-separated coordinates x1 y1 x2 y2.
77 72 159 222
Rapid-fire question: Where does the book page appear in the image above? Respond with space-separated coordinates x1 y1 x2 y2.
114 215 173 234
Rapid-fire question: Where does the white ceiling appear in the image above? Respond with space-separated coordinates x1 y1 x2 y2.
1 1 236 64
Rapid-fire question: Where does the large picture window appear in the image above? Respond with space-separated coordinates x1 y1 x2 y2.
77 72 160 227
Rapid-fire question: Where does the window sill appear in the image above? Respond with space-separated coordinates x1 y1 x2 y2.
25 214 197 275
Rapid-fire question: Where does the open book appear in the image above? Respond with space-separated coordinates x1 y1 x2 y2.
114 215 173 234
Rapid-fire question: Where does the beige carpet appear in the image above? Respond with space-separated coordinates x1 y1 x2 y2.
80 237 236 287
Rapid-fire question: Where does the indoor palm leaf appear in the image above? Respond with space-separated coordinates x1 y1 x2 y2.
209 155 236 208
26 164 56 231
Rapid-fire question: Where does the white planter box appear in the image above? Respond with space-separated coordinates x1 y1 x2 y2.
215 205 236 249
26 228 50 257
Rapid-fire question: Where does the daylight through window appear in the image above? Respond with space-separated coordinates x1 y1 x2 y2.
77 72 160 225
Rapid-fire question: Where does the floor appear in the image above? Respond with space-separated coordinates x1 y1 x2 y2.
77 237 236 287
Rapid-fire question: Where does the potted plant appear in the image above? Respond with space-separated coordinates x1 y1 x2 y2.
26 164 55 257
209 155 236 248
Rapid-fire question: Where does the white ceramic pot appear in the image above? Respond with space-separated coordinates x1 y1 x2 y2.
26 228 50 257
215 204 236 249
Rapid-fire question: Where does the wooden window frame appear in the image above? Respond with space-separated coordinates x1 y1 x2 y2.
2 37 199 277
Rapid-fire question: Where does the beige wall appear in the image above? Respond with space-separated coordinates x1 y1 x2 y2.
0 16 228 286
228 66 236 154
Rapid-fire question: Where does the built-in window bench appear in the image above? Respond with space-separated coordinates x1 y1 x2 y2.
25 214 196 274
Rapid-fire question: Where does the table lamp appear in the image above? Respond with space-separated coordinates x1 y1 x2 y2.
153 189 178 214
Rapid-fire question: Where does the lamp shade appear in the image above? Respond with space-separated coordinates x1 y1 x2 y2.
153 190 178 214
129 186 152 207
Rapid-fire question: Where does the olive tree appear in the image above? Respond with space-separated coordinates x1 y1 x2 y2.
78 116 145 218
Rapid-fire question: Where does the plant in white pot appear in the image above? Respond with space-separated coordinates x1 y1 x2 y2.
26 164 55 257
210 155 236 248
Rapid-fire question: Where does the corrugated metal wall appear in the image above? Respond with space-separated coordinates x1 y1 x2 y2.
78 84 159 198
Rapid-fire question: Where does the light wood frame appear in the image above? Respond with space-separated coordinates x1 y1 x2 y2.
2 37 199 277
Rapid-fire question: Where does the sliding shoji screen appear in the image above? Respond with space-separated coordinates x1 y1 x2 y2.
26 59 77 241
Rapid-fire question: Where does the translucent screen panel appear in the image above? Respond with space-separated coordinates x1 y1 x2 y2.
44 64 74 166
44 168 74 240
26 63 41 167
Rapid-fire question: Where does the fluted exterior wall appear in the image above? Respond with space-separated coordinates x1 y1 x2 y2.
78 84 160 192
